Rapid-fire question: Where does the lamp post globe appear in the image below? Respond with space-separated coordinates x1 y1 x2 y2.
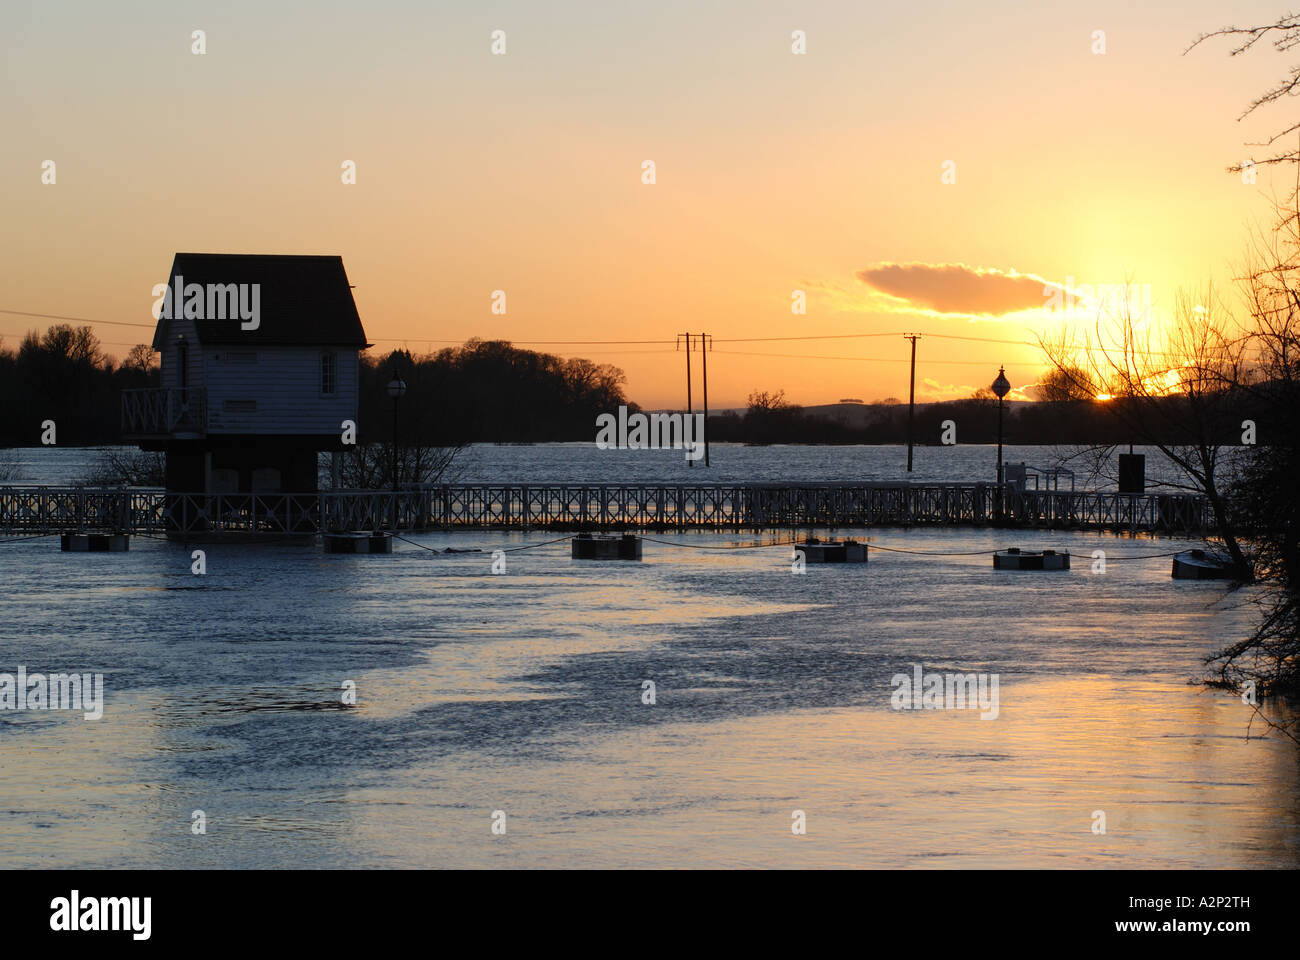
991 366 1010 400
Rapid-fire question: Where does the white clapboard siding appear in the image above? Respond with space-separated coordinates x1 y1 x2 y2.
203 347 359 434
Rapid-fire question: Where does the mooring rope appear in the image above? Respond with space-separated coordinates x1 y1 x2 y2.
391 533 573 554
624 537 1193 561
1086 549 1190 561
636 535 802 551
808 542 1189 560
3 527 1202 563
863 543 998 556
501 535 575 553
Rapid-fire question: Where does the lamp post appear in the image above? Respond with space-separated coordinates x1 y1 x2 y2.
387 366 407 529
991 365 1010 521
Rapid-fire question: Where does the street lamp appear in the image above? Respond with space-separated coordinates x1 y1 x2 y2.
991 365 1010 483
991 366 1011 521
387 367 407 528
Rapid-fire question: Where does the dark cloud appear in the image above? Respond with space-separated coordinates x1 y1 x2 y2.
856 262 1060 315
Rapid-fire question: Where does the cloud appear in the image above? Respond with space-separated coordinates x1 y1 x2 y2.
856 262 1065 316
917 376 1034 403
1017 380 1050 402
917 378 976 402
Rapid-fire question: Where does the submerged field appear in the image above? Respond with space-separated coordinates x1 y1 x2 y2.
0 520 1295 868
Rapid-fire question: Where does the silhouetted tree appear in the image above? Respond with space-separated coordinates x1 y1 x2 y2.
1188 15 1300 177
1038 285 1254 576
1038 365 1096 402
356 340 636 445
0 324 153 446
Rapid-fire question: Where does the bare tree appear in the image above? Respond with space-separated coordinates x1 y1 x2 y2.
747 389 790 412
336 442 467 489
1158 13 1300 728
80 449 164 486
1038 365 1097 403
1204 193 1300 717
123 344 157 375
24 324 105 367
1187 15 1300 174
1038 284 1255 577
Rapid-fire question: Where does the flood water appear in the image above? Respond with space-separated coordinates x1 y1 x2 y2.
0 445 1296 868
3 441 1187 488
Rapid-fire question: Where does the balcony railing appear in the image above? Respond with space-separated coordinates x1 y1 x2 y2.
121 388 207 437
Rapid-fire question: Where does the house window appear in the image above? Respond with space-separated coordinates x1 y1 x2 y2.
321 351 336 395
177 341 188 389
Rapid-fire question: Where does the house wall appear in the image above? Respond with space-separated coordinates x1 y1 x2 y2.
203 346 359 435
158 314 202 391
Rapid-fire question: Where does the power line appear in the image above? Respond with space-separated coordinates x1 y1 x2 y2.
0 308 154 329
0 332 1147 365
379 347 678 356
0 306 1241 363
711 349 1009 365
0 308 1044 349
0 336 146 351
365 336 676 345
711 332 908 343
924 333 1038 346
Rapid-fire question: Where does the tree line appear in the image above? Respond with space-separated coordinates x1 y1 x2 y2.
0 333 636 448
705 388 1263 447
0 326 154 446
358 339 636 445
1 324 1260 451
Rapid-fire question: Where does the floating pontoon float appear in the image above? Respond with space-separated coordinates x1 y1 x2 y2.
1171 549 1234 580
60 531 130 552
323 532 394 554
993 548 1070 571
571 533 643 560
797 538 868 563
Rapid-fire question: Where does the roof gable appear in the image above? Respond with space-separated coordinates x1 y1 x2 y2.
153 253 370 349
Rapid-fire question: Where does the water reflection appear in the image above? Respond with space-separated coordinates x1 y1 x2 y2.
0 526 1295 867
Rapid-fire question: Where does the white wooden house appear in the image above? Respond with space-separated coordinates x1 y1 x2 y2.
123 253 370 494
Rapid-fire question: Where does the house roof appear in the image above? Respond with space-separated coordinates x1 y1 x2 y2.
153 253 371 349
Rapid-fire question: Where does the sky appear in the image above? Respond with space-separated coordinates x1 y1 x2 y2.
1 0 1294 408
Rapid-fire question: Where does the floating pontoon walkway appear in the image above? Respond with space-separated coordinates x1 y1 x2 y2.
0 483 1209 537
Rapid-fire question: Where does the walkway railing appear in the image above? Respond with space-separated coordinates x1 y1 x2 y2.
0 483 1210 536
120 387 207 437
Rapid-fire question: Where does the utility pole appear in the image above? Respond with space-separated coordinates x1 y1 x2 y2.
903 334 921 472
678 333 693 468
699 333 711 466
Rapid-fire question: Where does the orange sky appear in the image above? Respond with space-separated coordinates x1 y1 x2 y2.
1 0 1292 407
